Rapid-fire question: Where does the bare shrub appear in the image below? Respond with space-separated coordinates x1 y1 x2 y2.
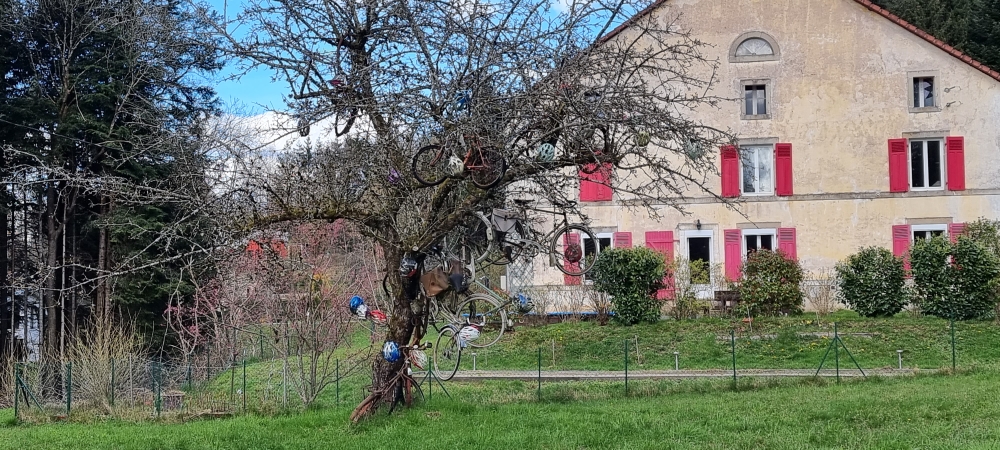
803 270 841 318
64 315 145 412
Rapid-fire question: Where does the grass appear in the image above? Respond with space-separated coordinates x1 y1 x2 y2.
3 370 1000 448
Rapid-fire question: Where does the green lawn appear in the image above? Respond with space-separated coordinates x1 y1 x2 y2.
2 370 1000 449
5 313 1000 449
460 311 1000 372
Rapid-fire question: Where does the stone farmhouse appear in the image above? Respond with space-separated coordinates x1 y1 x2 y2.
516 0 1000 310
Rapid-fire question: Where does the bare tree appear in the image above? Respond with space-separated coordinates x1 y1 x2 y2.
199 0 733 420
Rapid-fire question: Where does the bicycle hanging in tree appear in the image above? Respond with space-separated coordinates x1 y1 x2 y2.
291 35 360 137
411 92 508 189
470 199 601 276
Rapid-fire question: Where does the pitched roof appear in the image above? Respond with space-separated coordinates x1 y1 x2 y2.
600 0 1000 83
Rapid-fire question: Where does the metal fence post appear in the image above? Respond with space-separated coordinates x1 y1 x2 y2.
110 358 115 407
624 339 629 396
951 319 957 372
835 322 841 383
155 362 162 418
537 347 541 401
335 359 340 406
14 363 20 422
187 360 192 390
66 362 72 415
731 329 737 384
242 359 247 412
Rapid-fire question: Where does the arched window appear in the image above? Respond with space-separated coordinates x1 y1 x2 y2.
729 32 780 63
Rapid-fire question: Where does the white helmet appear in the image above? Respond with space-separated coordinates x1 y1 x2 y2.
411 348 428 370
356 303 369 320
445 155 464 176
458 325 480 345
536 143 555 162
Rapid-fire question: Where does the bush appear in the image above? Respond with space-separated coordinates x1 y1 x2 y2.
910 235 1000 320
590 247 666 325
737 249 804 316
834 247 907 317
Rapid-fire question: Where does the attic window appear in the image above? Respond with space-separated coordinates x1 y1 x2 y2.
729 32 781 63
736 38 773 57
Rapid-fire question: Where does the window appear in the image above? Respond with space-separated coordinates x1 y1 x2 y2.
687 235 712 284
740 145 774 195
729 32 781 63
744 85 767 116
581 233 612 283
907 71 940 113
912 224 947 241
742 229 776 258
909 139 943 190
736 38 773 57
913 77 935 108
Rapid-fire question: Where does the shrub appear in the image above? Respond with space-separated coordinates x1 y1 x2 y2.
834 247 907 317
910 235 1000 320
590 247 666 325
736 249 804 316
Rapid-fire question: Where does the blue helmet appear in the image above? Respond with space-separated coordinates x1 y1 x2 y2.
349 295 365 314
382 341 401 362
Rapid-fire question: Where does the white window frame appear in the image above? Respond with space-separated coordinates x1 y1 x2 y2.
582 232 613 284
741 228 777 260
739 145 775 196
913 77 935 108
911 224 948 242
908 138 945 191
681 230 715 299
740 79 771 120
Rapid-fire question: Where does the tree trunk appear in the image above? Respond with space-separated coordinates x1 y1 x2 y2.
42 179 64 395
0 161 10 371
95 197 110 316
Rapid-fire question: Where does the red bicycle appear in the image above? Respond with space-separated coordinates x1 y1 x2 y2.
411 132 508 189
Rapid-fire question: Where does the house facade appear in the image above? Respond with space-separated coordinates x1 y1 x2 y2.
517 0 1000 308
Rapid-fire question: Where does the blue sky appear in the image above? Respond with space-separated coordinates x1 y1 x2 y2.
206 0 287 115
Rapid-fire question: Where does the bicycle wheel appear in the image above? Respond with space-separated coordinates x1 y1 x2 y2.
485 221 525 266
433 326 461 381
443 213 493 266
412 144 448 186
551 224 600 276
468 146 507 189
456 294 507 348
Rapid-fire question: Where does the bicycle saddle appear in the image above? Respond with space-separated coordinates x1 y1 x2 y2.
552 200 577 208
513 199 534 205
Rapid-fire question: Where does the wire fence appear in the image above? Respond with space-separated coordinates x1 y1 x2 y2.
8 314 991 423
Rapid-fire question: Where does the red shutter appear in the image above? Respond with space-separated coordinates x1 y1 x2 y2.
563 233 582 285
892 225 912 272
946 136 965 191
777 228 797 260
889 139 909 193
724 229 742 281
646 231 675 299
721 146 740 198
579 163 613 202
579 167 596 201
775 143 793 196
613 232 633 248
949 222 967 242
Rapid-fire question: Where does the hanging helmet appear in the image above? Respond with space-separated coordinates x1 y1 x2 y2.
382 341 401 362
517 293 535 313
356 303 369 320
411 348 428 370
564 242 583 263
369 310 387 325
349 295 365 314
535 143 555 162
458 325 480 345
635 131 651 147
399 256 418 276
445 155 464 176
